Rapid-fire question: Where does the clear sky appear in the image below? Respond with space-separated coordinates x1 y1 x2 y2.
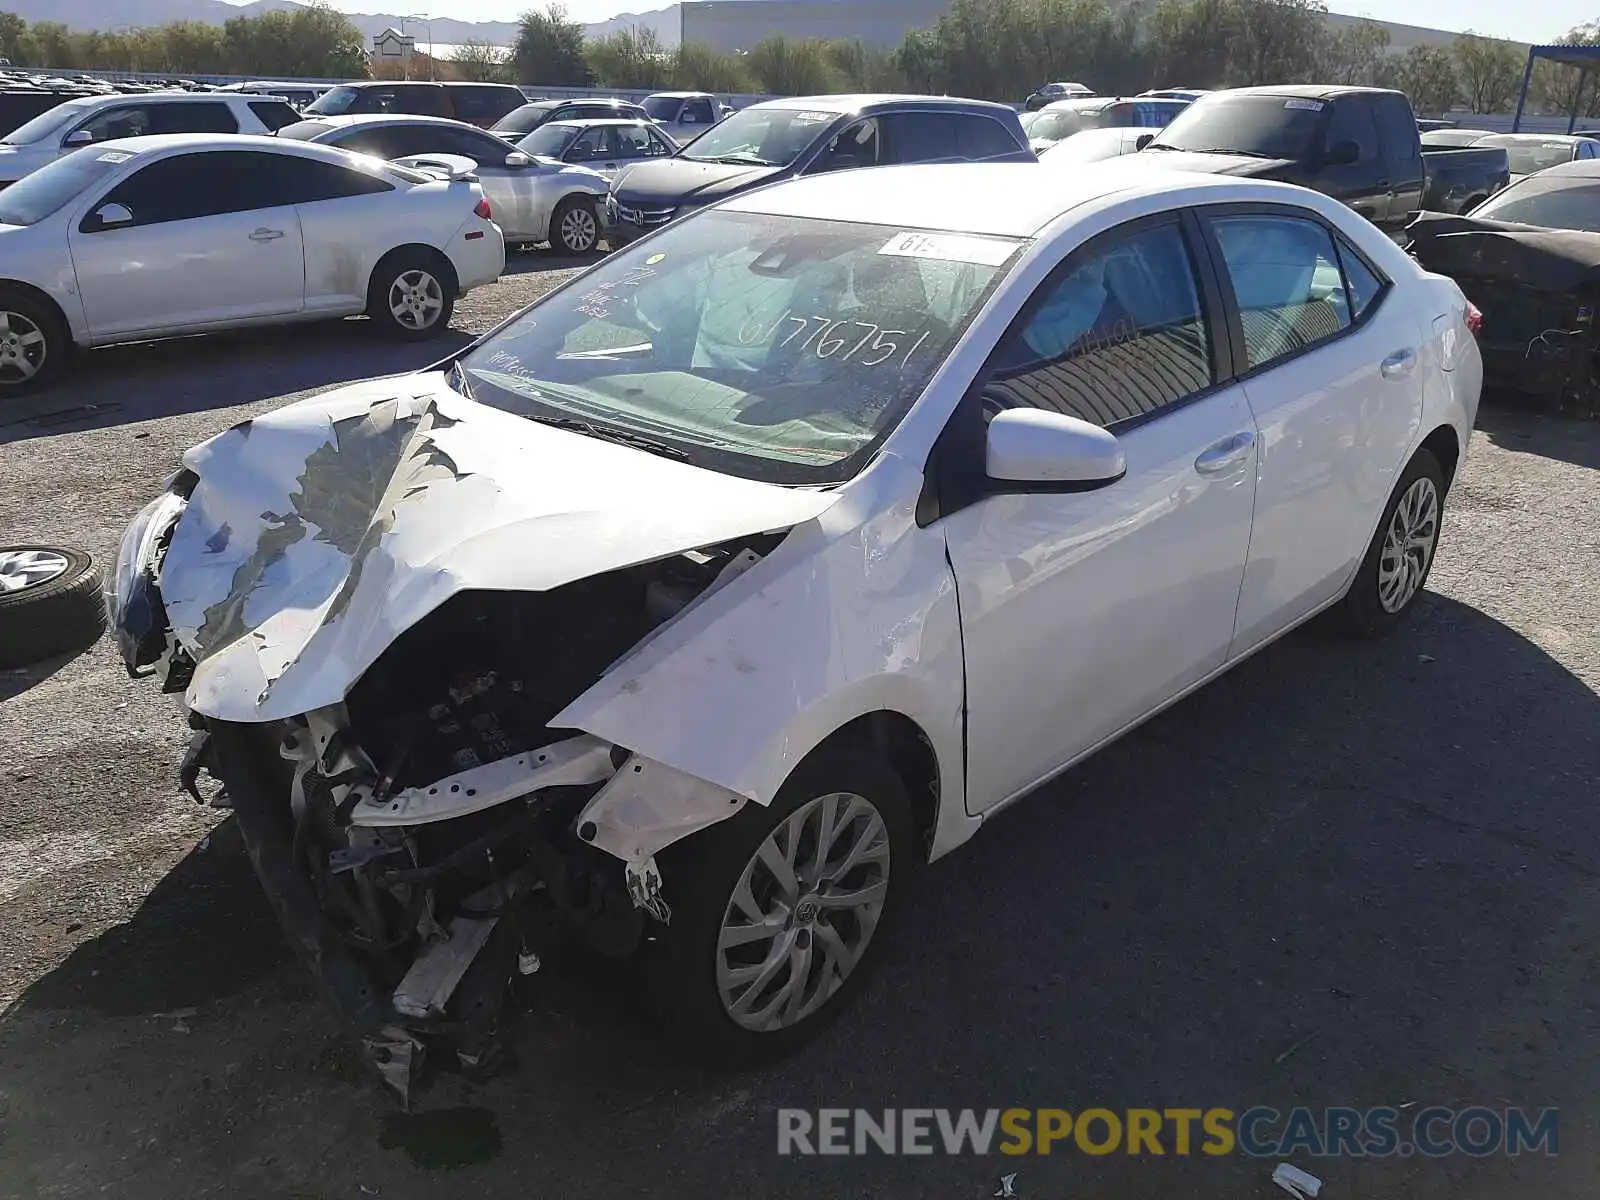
260 0 1595 44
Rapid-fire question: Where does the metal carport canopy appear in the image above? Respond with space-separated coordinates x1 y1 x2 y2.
1513 44 1600 132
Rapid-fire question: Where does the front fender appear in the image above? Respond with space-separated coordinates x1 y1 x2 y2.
555 452 971 849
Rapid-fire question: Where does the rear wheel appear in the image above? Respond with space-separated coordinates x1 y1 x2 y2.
1335 449 1446 637
550 196 600 255
0 287 68 397
367 249 456 340
650 744 917 1064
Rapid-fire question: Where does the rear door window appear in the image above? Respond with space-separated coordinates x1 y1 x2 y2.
1209 213 1352 370
150 102 240 134
955 114 1022 159
248 100 300 132
1372 94 1422 168
683 97 716 124
335 125 436 160
882 112 960 163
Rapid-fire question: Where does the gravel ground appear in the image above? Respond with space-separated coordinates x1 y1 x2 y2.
1 262 1599 1198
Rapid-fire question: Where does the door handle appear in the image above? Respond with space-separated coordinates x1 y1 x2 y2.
249 228 285 242
1380 348 1417 378
1194 431 1256 475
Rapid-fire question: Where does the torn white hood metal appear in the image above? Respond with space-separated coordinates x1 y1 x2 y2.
163 373 841 722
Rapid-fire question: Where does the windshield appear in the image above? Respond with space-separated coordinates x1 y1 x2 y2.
452 210 1022 484
1472 178 1600 232
1029 111 1088 143
1479 136 1579 176
492 104 554 135
643 96 681 121
0 148 125 225
679 106 841 167
2 100 91 145
304 86 360 117
517 123 579 158
1149 94 1325 159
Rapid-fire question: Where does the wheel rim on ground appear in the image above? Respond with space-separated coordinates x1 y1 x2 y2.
715 791 892 1033
0 310 48 385
1377 476 1440 613
560 204 597 252
0 549 69 594
387 270 445 330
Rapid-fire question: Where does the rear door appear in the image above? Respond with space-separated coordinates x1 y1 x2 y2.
1372 93 1425 231
68 149 304 338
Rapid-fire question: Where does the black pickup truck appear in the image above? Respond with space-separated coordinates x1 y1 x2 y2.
1140 85 1510 232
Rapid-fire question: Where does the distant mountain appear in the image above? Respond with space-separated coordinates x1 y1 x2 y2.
0 0 684 47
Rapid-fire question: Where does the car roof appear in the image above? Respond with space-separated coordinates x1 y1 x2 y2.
646 91 710 99
53 91 242 109
1209 84 1401 100
1532 159 1600 178
290 113 489 132
521 97 639 110
93 132 348 157
747 93 1019 118
1479 132 1594 144
1042 95 1185 112
723 159 1292 237
539 118 654 129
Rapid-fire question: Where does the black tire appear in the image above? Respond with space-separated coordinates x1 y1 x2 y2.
366 249 457 341
550 195 600 255
1334 449 1447 638
0 546 107 668
0 286 69 397
649 742 919 1066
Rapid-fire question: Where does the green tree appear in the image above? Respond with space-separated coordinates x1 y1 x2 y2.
1226 0 1328 88
743 34 838 95
670 41 751 92
892 28 942 93
0 11 27 64
1451 31 1525 113
586 26 671 88
513 3 591 86
27 20 71 66
1385 43 1458 116
1145 0 1237 88
823 39 903 92
448 38 512 82
1319 18 1390 86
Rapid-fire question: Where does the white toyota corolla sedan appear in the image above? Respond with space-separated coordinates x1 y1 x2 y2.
0 134 505 395
108 160 1481 1099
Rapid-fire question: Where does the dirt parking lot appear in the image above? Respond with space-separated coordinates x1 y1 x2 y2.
2 253 1599 1199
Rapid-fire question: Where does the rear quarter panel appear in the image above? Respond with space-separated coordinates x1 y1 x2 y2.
297 180 474 311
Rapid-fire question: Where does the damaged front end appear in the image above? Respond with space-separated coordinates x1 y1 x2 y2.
1410 213 1600 419
107 376 836 1103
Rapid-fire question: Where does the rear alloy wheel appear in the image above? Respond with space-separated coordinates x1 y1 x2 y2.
651 745 916 1063
0 292 66 396
551 196 600 255
1335 448 1446 637
0 546 107 668
367 252 456 341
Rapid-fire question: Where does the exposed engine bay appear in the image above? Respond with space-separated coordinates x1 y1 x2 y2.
198 538 774 1104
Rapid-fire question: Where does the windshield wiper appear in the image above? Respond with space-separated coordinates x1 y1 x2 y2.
1175 147 1270 157
530 413 689 461
713 153 777 166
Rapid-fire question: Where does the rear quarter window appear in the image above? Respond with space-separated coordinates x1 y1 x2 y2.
956 114 1023 159
248 100 299 132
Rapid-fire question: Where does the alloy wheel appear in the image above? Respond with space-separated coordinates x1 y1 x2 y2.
560 204 598 253
0 549 70 594
388 270 445 331
0 310 48 385
1377 476 1440 613
715 791 892 1033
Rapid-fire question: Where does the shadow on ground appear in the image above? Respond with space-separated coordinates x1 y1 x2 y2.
4 593 1598 1197
1477 395 1600 471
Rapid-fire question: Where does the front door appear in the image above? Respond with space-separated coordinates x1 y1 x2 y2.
68 150 304 339
939 215 1260 812
1202 207 1424 654
1319 95 1388 227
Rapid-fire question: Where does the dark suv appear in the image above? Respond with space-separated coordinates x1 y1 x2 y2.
303 82 527 129
606 94 1034 245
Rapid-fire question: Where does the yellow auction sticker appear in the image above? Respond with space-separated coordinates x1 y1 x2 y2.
646 253 666 265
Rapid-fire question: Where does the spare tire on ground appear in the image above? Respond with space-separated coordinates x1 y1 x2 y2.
0 546 108 669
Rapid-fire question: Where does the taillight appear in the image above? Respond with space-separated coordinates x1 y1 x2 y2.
474 197 493 221
1464 301 1483 338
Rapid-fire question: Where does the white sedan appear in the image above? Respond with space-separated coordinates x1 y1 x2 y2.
0 134 504 395
109 161 1480 1094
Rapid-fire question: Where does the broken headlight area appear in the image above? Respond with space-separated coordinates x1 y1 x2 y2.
108 468 198 690
207 539 771 1104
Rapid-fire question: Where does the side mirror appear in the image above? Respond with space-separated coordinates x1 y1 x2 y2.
92 202 133 228
1324 139 1360 167
504 151 531 168
64 129 94 147
985 407 1125 486
1135 132 1155 150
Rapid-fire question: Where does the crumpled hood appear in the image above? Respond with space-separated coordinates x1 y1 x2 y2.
1141 150 1297 179
163 373 839 722
613 158 781 206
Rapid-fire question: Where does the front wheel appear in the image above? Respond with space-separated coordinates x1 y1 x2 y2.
1335 448 1446 637
0 288 68 396
650 745 917 1064
367 250 456 341
550 195 600 255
